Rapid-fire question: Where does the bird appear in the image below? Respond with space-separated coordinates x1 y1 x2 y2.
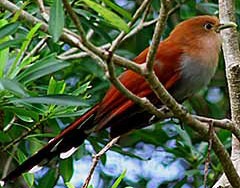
0 15 236 186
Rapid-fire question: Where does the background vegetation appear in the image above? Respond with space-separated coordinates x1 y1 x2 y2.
0 0 240 187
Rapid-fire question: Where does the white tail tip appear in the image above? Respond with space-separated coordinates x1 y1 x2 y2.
0 180 5 187
48 138 54 143
28 165 43 173
60 147 78 159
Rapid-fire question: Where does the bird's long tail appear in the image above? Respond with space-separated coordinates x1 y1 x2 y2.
1 105 99 184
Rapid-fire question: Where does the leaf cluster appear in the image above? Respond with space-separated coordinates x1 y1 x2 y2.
0 0 239 188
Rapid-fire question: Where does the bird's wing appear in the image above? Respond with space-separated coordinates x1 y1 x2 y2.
95 45 182 131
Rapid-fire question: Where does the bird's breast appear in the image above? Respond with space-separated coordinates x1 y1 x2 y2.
170 54 218 101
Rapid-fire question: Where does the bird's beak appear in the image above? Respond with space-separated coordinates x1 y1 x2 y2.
216 22 237 32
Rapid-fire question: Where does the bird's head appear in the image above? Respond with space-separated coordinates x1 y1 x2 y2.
165 15 237 63
167 15 236 47
175 16 236 33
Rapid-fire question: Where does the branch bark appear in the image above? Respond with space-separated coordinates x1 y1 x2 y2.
82 137 120 188
0 0 142 74
213 0 240 187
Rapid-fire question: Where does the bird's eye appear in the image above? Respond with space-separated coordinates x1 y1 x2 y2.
204 23 213 30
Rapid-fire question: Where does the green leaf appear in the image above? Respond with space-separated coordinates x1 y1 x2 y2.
22 173 34 187
78 16 112 43
26 133 57 139
16 54 70 84
5 107 39 121
0 131 11 142
180 3 196 19
110 145 145 161
0 78 28 97
49 0 64 42
60 157 74 182
175 125 192 148
17 150 28 164
111 169 127 188
2 111 14 131
65 182 76 188
27 137 46 155
0 38 26 51
48 77 66 95
0 19 10 78
47 76 67 112
174 177 187 188
11 1 30 22
81 0 129 32
12 95 91 106
36 169 58 188
47 76 57 95
185 169 201 177
88 137 107 165
100 0 132 20
8 22 42 78
73 144 86 161
52 107 91 118
13 55 40 78
0 22 20 39
72 81 91 95
197 3 219 15
16 114 34 122
17 150 34 187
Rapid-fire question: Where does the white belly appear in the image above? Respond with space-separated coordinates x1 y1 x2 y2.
170 54 217 101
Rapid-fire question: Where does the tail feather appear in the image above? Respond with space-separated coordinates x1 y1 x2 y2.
1 105 99 183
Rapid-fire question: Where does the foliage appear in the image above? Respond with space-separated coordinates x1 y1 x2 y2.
0 0 239 188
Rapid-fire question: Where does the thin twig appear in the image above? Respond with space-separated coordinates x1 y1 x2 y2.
168 0 187 16
0 0 143 73
3 115 16 132
36 0 49 21
59 0 152 62
58 51 88 60
193 115 240 142
62 0 86 42
59 29 94 59
0 122 41 152
58 47 79 59
139 0 186 29
82 136 120 188
86 29 94 40
1 143 19 179
204 121 213 188
24 35 49 60
145 0 170 72
109 0 153 52
63 0 109 71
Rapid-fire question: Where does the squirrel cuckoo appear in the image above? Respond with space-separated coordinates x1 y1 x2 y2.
0 16 236 185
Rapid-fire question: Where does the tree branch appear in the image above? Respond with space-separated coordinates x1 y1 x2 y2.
0 122 41 152
145 0 170 72
0 0 142 74
82 137 120 188
36 0 49 21
213 0 240 187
